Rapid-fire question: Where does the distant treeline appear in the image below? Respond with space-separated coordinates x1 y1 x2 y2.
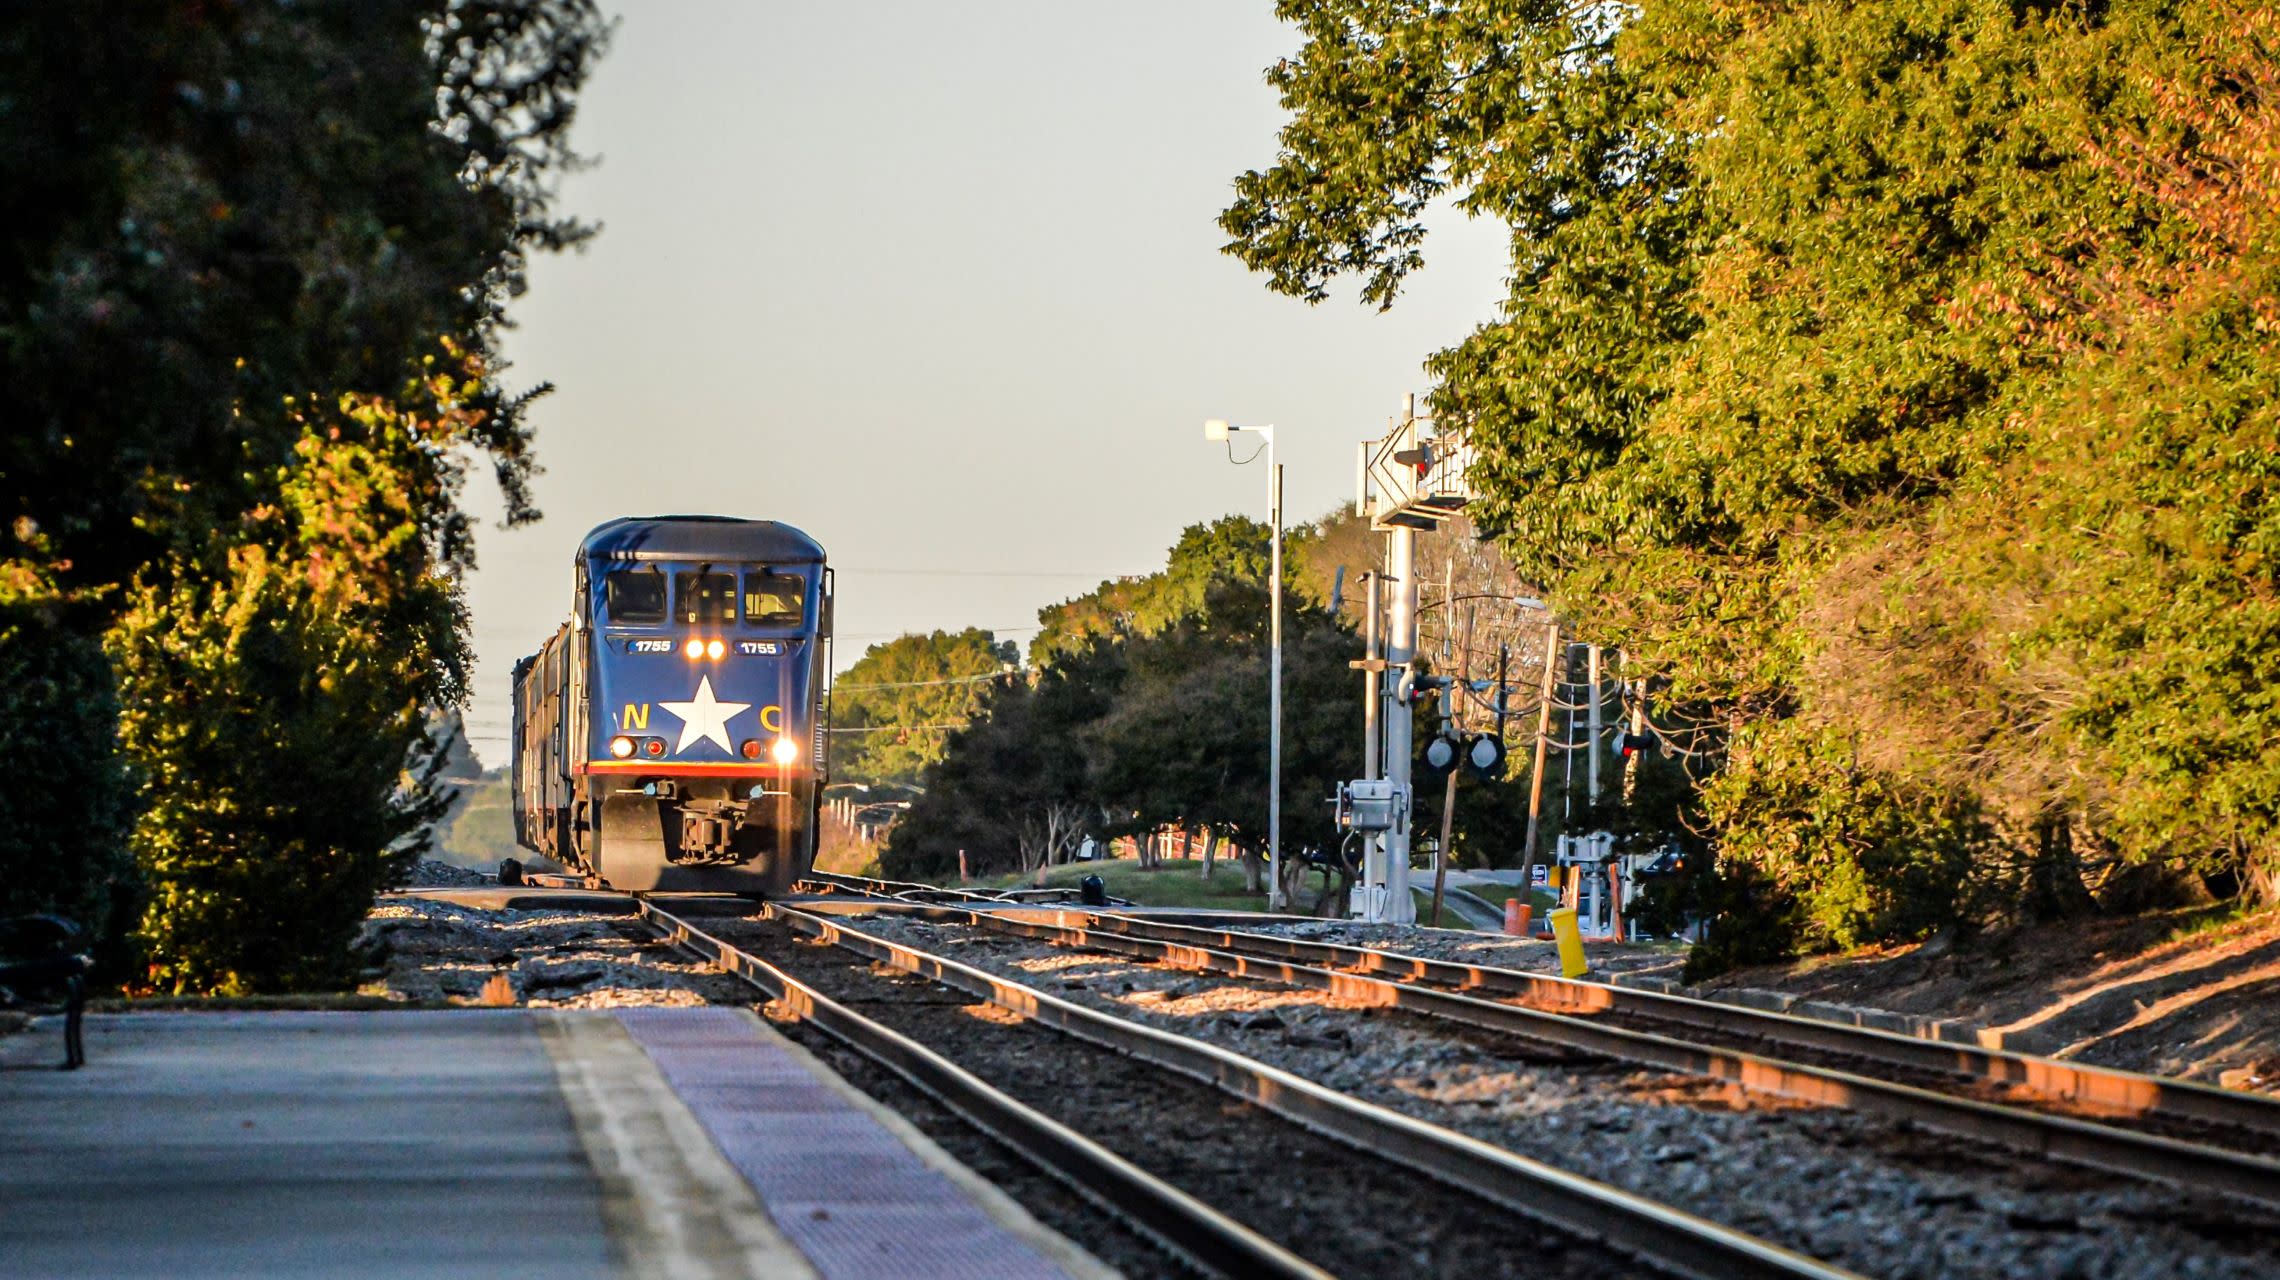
875 514 1622 909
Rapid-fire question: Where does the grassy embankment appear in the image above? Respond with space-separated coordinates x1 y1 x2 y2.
975 858 1283 912
1460 880 1562 914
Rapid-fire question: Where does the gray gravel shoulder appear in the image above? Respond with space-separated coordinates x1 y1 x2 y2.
852 914 2280 1280
361 894 752 1007
1251 918 1687 981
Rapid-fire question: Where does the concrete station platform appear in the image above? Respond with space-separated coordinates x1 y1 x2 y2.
0 1008 1109 1279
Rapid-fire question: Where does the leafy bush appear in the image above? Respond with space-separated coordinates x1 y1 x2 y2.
1699 724 1992 966
1223 0 2280 954
0 576 138 947
113 401 467 995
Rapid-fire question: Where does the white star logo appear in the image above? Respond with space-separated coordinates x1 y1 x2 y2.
656 676 751 755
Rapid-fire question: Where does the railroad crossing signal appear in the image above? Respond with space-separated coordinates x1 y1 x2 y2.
1420 731 1506 781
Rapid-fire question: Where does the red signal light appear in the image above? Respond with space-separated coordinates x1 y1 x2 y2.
642 738 666 758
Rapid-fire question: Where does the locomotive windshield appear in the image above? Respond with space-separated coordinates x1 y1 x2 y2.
605 569 667 623
744 570 806 627
674 571 738 624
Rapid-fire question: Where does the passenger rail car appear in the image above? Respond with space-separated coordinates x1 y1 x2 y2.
511 517 832 893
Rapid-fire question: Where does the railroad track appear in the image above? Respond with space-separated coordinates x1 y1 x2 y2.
649 895 1857 1280
1051 909 2280 1145
797 873 2280 1211
634 898 1323 1280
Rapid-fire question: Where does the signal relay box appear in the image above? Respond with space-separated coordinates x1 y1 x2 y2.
1335 779 1402 834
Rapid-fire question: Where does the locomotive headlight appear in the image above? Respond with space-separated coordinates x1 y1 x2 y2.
683 638 703 660
705 638 725 660
770 736 799 765
608 735 636 759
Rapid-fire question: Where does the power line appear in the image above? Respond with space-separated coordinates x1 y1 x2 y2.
834 624 1042 642
834 567 1117 580
833 672 1018 692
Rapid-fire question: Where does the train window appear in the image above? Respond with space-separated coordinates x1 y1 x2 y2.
743 571 806 627
605 570 667 623
675 571 737 624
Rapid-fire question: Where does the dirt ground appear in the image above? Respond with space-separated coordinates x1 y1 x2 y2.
1699 906 2280 1088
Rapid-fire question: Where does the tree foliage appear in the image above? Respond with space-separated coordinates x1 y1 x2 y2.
885 526 1366 899
1227 0 2280 963
831 629 1018 786
1 2 607 989
1032 515 1306 661
0 555 137 946
883 638 1126 880
113 381 475 993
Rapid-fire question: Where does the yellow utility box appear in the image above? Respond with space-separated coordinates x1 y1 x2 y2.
1548 906 1587 978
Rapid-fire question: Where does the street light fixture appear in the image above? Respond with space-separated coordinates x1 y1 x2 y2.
1202 419 1285 912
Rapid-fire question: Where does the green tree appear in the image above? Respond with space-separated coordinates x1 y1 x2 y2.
831 629 1018 786
2 2 608 988
1032 515 1311 660
0 555 137 946
1225 0 2280 963
113 373 487 993
882 640 1124 881
1087 580 1361 892
887 517 1367 907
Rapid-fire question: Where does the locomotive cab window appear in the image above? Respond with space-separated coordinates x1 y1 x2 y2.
744 570 806 627
605 570 667 623
674 571 737 624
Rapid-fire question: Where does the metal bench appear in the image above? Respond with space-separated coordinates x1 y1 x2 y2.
0 915 91 1069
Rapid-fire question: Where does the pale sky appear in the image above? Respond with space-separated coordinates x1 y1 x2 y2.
461 2 1508 765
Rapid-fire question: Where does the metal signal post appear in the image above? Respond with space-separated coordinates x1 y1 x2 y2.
1350 392 1477 922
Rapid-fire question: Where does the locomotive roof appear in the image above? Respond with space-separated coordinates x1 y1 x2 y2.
578 516 826 565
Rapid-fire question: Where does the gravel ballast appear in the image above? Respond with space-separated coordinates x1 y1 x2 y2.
709 916 1634 1280
845 913 2280 1280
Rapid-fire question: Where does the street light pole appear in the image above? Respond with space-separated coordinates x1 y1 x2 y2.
1204 420 1287 911
1269 446 1285 913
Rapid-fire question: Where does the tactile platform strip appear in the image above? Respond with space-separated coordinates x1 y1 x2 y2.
615 1007 1073 1280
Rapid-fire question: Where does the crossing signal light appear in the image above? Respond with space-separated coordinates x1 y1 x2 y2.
1420 734 1460 778
1466 733 1507 780
1422 731 1506 780
1617 729 1659 759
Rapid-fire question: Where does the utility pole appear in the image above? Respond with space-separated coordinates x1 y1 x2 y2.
1519 622 1560 885
1562 642 1578 823
1428 600 1473 929
1586 644 1604 808
1623 677 1648 803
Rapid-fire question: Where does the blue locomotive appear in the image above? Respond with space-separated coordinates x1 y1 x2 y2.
511 516 832 894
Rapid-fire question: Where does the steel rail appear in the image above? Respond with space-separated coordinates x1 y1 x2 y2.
805 873 2280 1146
805 869 1003 904
634 899 1326 1280
1059 907 2280 1143
928 905 2280 1210
763 901 1862 1280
